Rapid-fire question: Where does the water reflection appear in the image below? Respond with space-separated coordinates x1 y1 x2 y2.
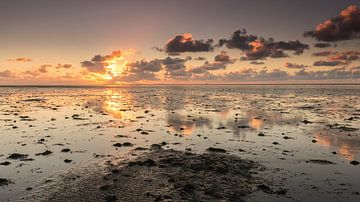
315 130 360 161
167 112 212 136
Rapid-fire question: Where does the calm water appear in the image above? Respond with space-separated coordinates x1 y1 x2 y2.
0 85 359 201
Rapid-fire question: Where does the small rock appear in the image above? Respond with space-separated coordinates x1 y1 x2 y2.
113 143 122 147
61 148 71 153
0 161 11 166
105 195 118 202
123 142 133 147
207 147 226 153
35 150 52 156
307 159 335 165
350 160 359 165
7 153 28 160
0 178 11 186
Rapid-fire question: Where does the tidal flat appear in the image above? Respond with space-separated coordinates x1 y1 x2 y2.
0 85 359 201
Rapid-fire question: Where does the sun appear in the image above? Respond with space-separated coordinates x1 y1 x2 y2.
87 49 136 82
105 56 127 78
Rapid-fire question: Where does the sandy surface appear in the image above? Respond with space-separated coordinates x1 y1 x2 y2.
20 145 286 202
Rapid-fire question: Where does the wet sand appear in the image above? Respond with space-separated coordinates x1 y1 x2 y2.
0 85 360 201
20 145 284 202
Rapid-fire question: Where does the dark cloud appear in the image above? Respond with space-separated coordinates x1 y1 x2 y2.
7 57 32 62
304 5 360 41
314 43 332 48
165 33 213 55
152 46 163 52
116 71 160 82
162 57 190 79
219 29 308 60
56 64 73 69
214 51 235 63
328 51 360 61
218 29 258 50
120 57 191 81
38 64 51 73
312 50 360 64
126 59 162 73
250 61 265 65
112 58 163 82
189 61 227 74
285 62 308 69
240 40 289 61
313 60 349 66
81 50 122 73
162 57 187 71
312 50 334 57
271 40 309 55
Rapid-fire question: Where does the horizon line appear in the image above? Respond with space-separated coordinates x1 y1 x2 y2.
0 83 360 88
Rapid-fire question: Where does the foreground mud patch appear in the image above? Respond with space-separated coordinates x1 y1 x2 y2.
22 148 269 202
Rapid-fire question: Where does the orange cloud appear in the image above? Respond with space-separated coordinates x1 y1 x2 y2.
7 57 32 62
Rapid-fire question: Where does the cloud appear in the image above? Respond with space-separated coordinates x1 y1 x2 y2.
194 57 206 61
162 57 190 79
116 71 160 82
312 50 334 57
285 62 308 69
313 60 349 66
116 56 191 81
56 63 73 69
218 29 258 50
81 50 123 73
165 33 213 55
189 61 227 74
304 5 360 41
294 67 360 80
152 46 163 52
222 68 289 81
122 59 163 81
127 59 162 73
214 51 235 64
312 50 360 64
250 61 265 65
38 64 51 73
217 29 309 60
7 57 32 62
0 70 15 78
328 51 360 61
218 67 360 82
23 70 40 77
219 29 308 60
314 43 332 48
271 40 309 55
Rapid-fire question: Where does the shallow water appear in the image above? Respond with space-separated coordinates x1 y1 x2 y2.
0 85 359 201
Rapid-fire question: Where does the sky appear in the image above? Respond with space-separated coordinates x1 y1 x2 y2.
1 0 360 85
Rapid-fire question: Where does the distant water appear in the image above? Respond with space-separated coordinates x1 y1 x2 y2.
0 85 359 201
